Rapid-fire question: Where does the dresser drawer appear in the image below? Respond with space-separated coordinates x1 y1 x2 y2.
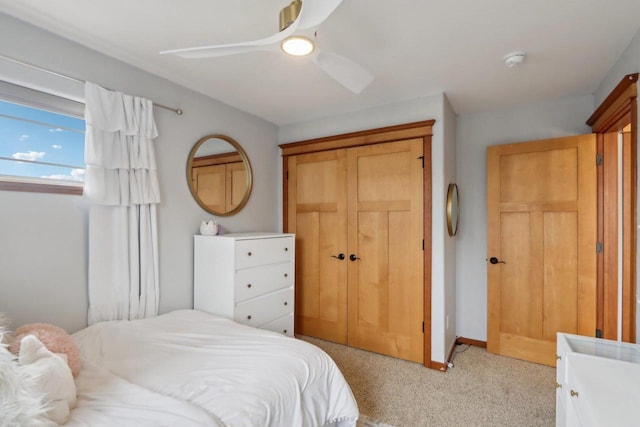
235 237 293 269
234 287 294 327
235 262 294 302
261 313 294 337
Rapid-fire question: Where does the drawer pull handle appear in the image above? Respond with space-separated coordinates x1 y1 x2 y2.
284 273 288 278
247 315 252 320
247 284 252 288
570 390 579 398
284 301 288 306
555 383 562 389
284 247 288 252
248 252 252 256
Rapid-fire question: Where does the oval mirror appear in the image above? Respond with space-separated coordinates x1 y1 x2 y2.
446 183 459 236
186 134 253 216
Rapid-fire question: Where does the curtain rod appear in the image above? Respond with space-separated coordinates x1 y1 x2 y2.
0 54 183 115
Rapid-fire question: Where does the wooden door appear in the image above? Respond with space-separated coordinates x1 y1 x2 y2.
487 135 597 366
288 150 348 343
226 162 247 211
347 139 425 363
193 164 225 213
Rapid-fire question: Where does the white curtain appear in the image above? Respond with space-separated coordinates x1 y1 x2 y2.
84 82 160 325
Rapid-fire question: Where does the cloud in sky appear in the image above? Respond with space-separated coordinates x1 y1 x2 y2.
41 168 85 182
12 151 46 161
19 134 29 141
51 144 62 150
49 128 64 133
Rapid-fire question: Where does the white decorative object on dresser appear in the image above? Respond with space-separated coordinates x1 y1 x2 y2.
556 333 640 426
194 232 295 337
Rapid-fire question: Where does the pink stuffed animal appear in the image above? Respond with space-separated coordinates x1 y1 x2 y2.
9 323 81 378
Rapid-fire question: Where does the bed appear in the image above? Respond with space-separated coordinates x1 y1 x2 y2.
68 309 359 426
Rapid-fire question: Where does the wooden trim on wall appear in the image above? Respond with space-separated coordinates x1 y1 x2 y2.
279 120 435 156
0 181 83 195
587 73 638 130
192 152 243 167
623 113 637 342
423 135 433 369
588 73 637 343
602 132 619 340
430 360 449 372
456 336 488 348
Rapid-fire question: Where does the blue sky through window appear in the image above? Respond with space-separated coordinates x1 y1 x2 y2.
0 99 85 182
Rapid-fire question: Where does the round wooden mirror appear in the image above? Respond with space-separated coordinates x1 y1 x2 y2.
186 134 253 216
446 183 459 236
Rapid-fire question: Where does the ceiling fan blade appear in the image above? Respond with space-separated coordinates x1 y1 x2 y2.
160 1 305 59
315 51 374 93
297 0 344 30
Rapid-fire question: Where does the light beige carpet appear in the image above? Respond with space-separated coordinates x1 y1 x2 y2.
303 336 556 427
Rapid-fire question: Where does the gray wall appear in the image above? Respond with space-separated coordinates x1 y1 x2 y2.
455 94 594 341
0 14 279 333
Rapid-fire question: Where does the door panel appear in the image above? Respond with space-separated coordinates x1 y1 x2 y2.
193 164 225 213
226 162 247 211
288 150 348 344
487 134 596 366
348 139 424 363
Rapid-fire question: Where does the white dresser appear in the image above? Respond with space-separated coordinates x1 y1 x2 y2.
556 333 640 426
194 232 295 337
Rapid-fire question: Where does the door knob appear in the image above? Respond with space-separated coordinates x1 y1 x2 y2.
349 254 360 262
489 257 506 264
331 253 345 260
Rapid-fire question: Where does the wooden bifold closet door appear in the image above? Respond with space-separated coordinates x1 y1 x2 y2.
287 138 424 363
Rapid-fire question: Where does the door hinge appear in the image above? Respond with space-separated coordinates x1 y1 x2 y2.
285 171 289 180
595 328 603 338
596 154 603 166
422 239 425 250
596 242 604 254
422 321 424 333
417 155 424 168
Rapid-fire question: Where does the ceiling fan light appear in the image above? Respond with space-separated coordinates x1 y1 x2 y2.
281 36 315 56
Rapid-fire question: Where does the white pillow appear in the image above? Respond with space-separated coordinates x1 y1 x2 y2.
18 335 77 425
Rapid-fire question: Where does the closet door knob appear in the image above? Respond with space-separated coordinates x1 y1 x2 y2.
247 315 252 320
284 273 288 277
284 301 288 306
248 251 252 256
247 284 252 288
284 247 288 252
331 253 345 260
349 254 360 261
283 329 287 334
488 257 506 264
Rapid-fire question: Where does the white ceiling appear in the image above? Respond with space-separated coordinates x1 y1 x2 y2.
2 0 640 126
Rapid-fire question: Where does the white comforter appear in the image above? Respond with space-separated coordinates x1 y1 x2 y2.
68 361 223 426
72 310 358 427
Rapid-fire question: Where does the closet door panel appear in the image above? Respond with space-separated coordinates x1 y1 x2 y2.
289 150 348 343
347 139 424 363
226 162 247 211
193 164 226 213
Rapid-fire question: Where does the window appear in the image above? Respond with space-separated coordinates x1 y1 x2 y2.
0 81 85 195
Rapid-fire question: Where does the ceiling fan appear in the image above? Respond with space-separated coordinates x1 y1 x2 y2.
159 0 373 93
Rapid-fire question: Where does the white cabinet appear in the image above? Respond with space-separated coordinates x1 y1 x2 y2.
556 333 640 426
194 232 295 337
